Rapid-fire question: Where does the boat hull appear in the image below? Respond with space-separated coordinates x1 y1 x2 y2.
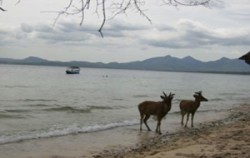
66 70 80 74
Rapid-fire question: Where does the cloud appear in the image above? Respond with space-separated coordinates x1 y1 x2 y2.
3 22 97 45
17 20 145 43
0 26 28 46
0 20 149 49
208 0 226 9
1 17 250 52
142 19 250 49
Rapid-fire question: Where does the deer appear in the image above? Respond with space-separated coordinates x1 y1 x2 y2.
138 92 175 134
180 91 208 128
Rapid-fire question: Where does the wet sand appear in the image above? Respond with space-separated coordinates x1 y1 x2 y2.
99 104 250 158
0 104 249 158
0 117 178 158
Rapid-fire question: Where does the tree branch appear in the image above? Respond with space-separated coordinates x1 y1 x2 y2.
0 0 6 11
163 0 210 7
1 0 212 36
98 0 106 37
133 0 152 23
0 6 6 11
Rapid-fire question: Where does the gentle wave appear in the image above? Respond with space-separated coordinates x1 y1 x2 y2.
133 94 149 98
43 106 91 113
22 99 57 102
0 120 139 145
87 105 114 110
43 105 122 113
220 92 242 96
0 113 25 119
5 109 31 113
209 98 224 101
0 99 56 103
174 98 225 102
169 108 226 116
112 98 124 101
26 103 54 107
4 85 33 89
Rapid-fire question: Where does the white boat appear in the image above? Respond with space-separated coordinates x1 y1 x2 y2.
66 66 80 74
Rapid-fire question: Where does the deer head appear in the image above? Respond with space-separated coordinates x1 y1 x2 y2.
193 91 208 102
161 91 175 103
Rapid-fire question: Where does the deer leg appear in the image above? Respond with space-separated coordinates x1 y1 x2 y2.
156 120 162 134
181 111 186 126
155 122 158 133
191 113 195 128
185 113 190 128
140 113 144 131
155 117 162 134
143 115 151 131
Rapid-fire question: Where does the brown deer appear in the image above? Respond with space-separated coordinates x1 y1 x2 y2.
138 92 175 134
180 91 208 128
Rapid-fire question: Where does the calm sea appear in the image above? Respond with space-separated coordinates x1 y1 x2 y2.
0 64 249 144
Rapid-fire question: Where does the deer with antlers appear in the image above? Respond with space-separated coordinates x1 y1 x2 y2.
180 91 208 128
138 92 175 134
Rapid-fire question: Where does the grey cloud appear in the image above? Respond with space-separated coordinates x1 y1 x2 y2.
57 22 97 33
20 24 53 33
36 31 91 44
21 24 33 33
229 11 250 21
4 18 249 50
156 25 176 32
20 22 96 44
0 27 28 45
143 20 250 49
0 29 11 45
108 22 148 31
209 0 226 9
1 19 159 46
96 21 151 38
35 25 54 33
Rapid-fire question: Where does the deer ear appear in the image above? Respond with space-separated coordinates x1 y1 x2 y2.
193 94 198 98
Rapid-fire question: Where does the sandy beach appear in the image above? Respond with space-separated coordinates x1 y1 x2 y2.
0 104 249 158
95 104 250 158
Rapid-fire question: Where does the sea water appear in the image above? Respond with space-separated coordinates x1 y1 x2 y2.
0 64 249 144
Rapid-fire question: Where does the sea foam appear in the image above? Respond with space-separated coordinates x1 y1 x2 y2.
0 119 139 144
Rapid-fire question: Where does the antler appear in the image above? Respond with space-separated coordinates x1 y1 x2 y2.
163 91 168 97
169 92 175 98
195 91 202 95
171 92 175 96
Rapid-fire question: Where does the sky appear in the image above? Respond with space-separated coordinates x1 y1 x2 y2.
0 0 250 63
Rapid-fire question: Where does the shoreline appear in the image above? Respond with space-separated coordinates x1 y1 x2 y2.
0 104 249 158
95 103 250 158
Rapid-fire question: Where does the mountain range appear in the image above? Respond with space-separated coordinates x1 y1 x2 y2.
0 55 249 74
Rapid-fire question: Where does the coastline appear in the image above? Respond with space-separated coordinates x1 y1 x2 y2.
95 104 250 158
0 104 249 158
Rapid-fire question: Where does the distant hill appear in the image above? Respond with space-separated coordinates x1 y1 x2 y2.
0 55 249 74
22 56 48 63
